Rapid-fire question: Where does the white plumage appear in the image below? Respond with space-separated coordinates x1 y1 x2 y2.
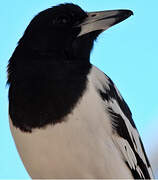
8 3 154 179
10 66 153 178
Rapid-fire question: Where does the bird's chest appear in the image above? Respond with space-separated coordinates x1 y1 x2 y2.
10 81 132 179
9 63 91 132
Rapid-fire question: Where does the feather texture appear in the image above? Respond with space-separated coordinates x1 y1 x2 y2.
90 65 154 179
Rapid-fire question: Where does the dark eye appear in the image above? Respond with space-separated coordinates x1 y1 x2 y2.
53 15 71 24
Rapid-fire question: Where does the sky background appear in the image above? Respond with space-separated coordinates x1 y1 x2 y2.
0 0 158 179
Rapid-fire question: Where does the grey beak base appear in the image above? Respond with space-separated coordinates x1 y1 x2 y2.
77 9 133 37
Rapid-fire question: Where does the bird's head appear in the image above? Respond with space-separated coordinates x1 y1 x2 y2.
19 3 133 60
8 3 133 131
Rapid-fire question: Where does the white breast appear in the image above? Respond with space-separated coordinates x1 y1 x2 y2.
10 66 133 179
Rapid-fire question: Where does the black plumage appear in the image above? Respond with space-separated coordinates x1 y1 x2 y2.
8 4 100 132
8 3 154 179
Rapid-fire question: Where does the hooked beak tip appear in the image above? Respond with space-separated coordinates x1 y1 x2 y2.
77 9 133 37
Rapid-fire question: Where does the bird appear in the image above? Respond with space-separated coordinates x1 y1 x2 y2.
7 3 154 179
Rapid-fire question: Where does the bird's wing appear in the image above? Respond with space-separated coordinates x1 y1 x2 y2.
90 66 154 179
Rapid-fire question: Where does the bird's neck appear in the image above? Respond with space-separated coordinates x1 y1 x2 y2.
8 46 92 132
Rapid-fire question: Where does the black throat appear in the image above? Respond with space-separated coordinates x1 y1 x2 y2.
8 45 92 132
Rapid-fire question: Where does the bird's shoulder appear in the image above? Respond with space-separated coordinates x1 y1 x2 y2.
88 65 154 179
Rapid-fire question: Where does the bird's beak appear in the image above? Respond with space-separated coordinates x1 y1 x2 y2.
77 9 133 37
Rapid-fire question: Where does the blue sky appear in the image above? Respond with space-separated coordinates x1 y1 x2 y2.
0 0 158 179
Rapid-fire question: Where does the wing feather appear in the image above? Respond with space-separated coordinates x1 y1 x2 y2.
91 66 154 179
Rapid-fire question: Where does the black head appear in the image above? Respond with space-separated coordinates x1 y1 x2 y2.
18 3 100 61
8 3 133 132
17 3 133 61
